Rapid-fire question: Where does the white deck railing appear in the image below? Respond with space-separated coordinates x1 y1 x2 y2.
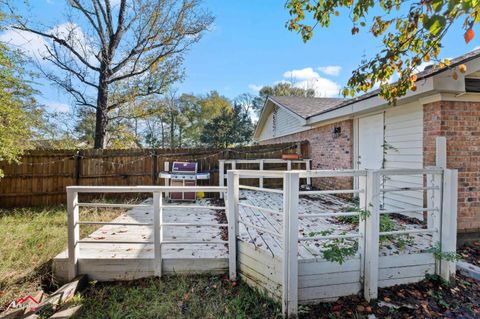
66 186 234 280
219 158 312 198
65 168 458 318
227 168 457 317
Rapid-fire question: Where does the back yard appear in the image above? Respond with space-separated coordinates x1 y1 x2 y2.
1 206 479 318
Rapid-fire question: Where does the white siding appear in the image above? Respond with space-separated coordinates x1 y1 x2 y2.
258 106 307 141
258 111 275 140
383 102 424 214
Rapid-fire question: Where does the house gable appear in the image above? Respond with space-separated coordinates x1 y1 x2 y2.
255 99 308 140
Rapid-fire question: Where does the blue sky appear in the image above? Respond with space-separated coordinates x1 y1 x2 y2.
1 0 479 113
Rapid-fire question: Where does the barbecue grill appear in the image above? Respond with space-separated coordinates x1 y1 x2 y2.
159 161 210 201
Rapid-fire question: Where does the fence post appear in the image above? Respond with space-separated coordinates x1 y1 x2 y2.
363 170 380 301
67 188 79 280
74 151 81 185
153 191 162 277
219 160 225 199
440 169 457 281
151 150 158 185
282 172 299 317
227 171 239 280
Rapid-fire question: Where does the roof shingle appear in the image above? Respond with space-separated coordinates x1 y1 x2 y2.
269 96 345 119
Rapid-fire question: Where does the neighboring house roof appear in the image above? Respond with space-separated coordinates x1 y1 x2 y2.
254 48 480 140
269 96 345 119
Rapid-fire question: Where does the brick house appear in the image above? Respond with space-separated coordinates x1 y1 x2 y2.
254 49 480 241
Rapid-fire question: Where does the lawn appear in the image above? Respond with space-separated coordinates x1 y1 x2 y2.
79 276 280 319
0 205 121 311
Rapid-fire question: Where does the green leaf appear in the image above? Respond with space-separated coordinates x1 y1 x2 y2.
423 15 446 36
432 0 444 12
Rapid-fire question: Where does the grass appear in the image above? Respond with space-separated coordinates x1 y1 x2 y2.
0 205 122 311
79 276 281 319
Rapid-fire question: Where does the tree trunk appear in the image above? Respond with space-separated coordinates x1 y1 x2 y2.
94 74 109 149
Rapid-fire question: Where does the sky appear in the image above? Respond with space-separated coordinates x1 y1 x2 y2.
1 0 479 113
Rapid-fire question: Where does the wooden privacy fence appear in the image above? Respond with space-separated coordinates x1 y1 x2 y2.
0 142 309 208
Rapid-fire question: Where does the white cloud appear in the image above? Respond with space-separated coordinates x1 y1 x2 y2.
0 22 97 66
0 28 49 59
248 84 263 92
46 101 70 113
282 67 341 97
283 67 319 81
318 65 342 76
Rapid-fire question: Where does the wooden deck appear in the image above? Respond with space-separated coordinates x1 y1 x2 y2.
54 190 433 282
53 198 228 282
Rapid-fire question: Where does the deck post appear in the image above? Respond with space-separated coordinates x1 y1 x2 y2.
67 189 79 280
164 162 170 198
227 171 239 280
427 171 442 247
435 136 447 168
363 170 380 301
259 159 264 188
440 169 457 281
153 191 162 277
282 172 299 317
305 160 311 187
219 160 225 199
358 173 367 283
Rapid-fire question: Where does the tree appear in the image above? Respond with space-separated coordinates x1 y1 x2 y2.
200 103 253 148
0 31 43 176
234 93 262 117
74 106 141 148
286 0 480 102
9 0 213 148
259 82 315 98
253 82 315 114
141 90 232 148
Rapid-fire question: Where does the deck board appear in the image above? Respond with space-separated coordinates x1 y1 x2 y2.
237 190 434 259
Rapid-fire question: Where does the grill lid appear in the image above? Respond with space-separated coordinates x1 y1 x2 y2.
171 161 197 174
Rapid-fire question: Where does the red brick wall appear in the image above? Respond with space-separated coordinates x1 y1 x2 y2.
424 101 480 233
260 119 354 189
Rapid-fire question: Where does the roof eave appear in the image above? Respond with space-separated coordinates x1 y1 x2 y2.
306 76 436 125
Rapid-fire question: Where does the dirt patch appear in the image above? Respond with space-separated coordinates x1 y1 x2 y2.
302 273 480 319
458 241 480 267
